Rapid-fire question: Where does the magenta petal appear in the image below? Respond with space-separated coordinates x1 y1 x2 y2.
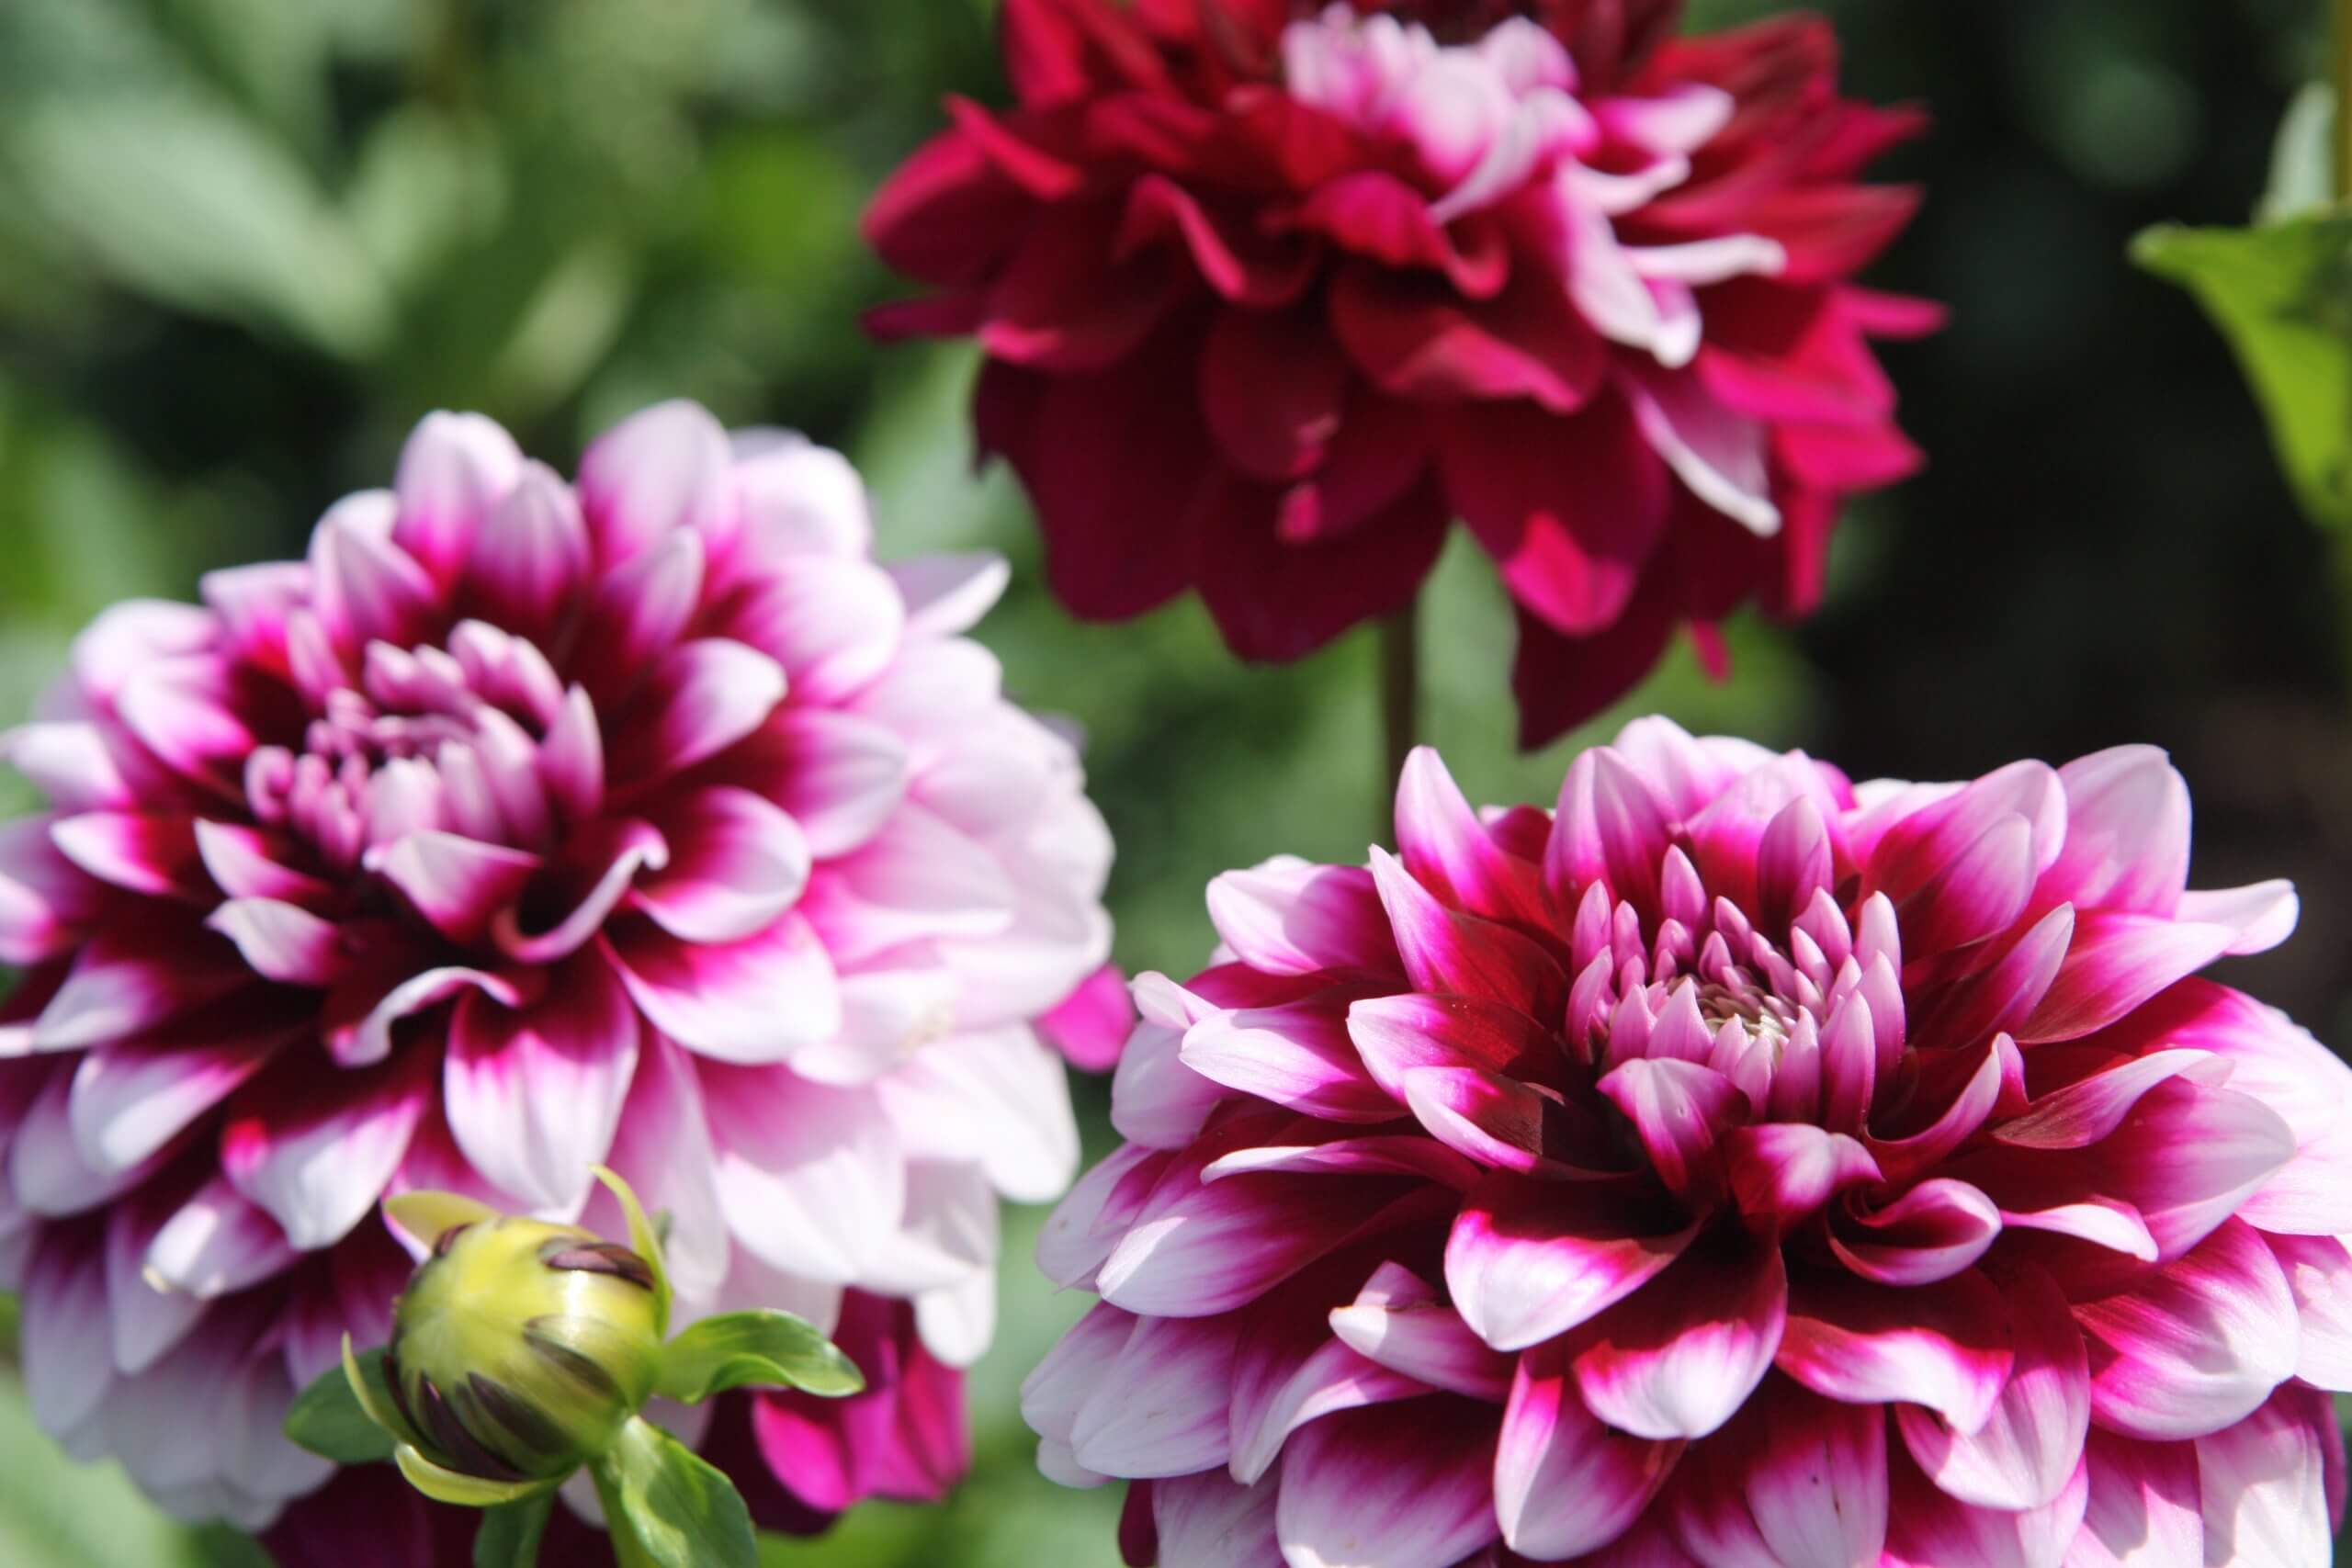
1724 1122 1882 1228
1178 998 1394 1123
1829 1178 2002 1287
1595 1057 1744 1201
1897 812 2036 959
2267 1232 2352 1391
367 831 540 944
1202 1135 1482 1191
1393 747 1549 930
1273 1400 1500 1568
2191 1384 2335 1566
2175 879 2299 956
2075 1428 2203 1568
49 811 206 902
1895 1264 2088 1511
1400 1064 1563 1172
332 964 518 1069
1328 1262 1513 1399
459 459 589 632
1498 1337 1681 1560
1036 962 1135 1073
1369 848 1566 1018
0 817 107 964
1547 747 1674 919
1227 1325 1421 1486
1098 1168 1439 1319
1906 904 2074 1056
1346 990 1555 1106
35 922 248 1051
1447 1170 1695 1352
1668 1382 1889 1568
1570 1235 1786 1441
606 637 788 790
1776 1267 2013 1434
68 1018 290 1176
1069 1314 1241 1479
141 1172 297 1299
635 786 812 945
204 898 349 987
2017 911 2236 1044
753 709 910 859
391 410 522 584
888 552 1010 640
220 1050 433 1249
446 953 641 1213
1205 858 1396 977
1993 1047 2229 1151
720 556 907 705
2074 1217 2300 1441
1153 1470 1282 1568
537 685 605 829
576 398 732 569
1021 1298 1134 1461
2043 746 2190 918
191 821 332 905
605 914 840 1066
2086 1078 2296 1260
1881 1440 2088 1568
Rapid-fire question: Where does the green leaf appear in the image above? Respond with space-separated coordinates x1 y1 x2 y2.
590 1416 758 1568
652 1311 865 1404
284 1347 396 1462
2134 214 2352 530
473 1494 555 1568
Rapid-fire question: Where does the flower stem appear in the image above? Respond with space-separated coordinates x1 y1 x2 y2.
2336 0 2352 202
1377 603 1419 839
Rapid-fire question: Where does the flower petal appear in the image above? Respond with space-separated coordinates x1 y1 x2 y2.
1498 1337 1680 1560
1446 1170 1695 1352
1570 1235 1787 1441
605 914 841 1066
446 953 640 1214
1273 1400 1500 1568
1894 1264 2088 1510
1776 1266 2013 1434
2074 1217 2300 1441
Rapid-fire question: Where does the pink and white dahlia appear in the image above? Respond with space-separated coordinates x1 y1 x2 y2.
0 400 1120 1535
1028 718 2351 1566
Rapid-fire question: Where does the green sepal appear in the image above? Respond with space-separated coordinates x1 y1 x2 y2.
394 1445 555 1508
337 1335 426 1454
590 1416 757 1568
473 1492 555 1568
593 1166 671 1337
285 1348 397 1462
382 1190 500 1250
652 1310 865 1404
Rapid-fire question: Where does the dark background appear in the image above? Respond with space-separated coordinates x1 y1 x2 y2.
0 0 2341 1561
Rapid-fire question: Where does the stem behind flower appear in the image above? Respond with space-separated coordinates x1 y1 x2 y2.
1377 603 1419 838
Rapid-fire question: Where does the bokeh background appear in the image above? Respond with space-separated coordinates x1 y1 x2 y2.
0 0 2345 1562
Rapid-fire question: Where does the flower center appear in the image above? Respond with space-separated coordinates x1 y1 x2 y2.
244 626 572 873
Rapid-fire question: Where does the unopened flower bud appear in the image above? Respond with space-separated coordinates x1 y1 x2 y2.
379 1205 664 1483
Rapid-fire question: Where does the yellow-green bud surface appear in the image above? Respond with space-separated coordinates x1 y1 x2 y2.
386 1214 664 1483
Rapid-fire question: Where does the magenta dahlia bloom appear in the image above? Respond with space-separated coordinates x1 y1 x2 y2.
0 400 1121 1535
1028 718 2351 1565
866 0 1937 746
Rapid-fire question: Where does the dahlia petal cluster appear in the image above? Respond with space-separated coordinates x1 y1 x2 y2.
866 0 1938 745
1028 718 2352 1565
0 400 1121 1534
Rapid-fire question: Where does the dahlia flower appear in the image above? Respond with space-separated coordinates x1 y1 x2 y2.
866 0 1938 747
0 400 1120 1538
1028 718 2352 1565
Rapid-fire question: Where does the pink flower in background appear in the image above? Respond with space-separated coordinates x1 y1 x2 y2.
1028 718 2351 1564
867 0 1938 747
0 400 1122 1538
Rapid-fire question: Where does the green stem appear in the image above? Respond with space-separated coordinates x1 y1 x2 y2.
1377 603 1419 839
2336 0 2352 202
589 1450 660 1568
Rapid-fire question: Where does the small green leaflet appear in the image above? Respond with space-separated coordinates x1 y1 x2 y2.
651 1309 865 1404
591 1416 758 1568
283 1349 397 1463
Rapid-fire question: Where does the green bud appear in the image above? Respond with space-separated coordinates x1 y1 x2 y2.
370 1173 670 1489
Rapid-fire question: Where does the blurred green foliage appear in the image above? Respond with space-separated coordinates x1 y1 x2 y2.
0 0 2346 1562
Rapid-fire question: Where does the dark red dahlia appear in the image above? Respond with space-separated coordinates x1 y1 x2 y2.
866 0 1939 746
